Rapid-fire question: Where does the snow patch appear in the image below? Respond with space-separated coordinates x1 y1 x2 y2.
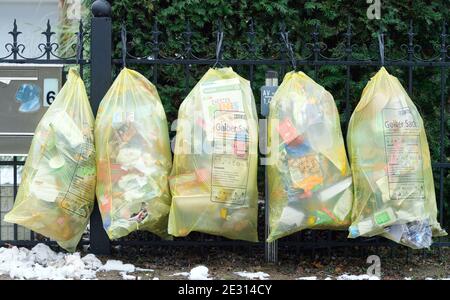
0 244 96 280
234 271 270 280
172 266 211 280
297 276 317 280
337 274 380 280
189 266 211 280
0 243 144 280
120 272 140 280
82 254 103 269
98 260 135 273
171 271 190 277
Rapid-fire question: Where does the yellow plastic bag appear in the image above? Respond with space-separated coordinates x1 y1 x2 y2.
347 67 447 248
168 67 259 241
267 71 353 242
4 68 96 252
95 68 172 240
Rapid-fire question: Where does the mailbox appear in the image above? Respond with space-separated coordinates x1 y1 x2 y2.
0 64 63 155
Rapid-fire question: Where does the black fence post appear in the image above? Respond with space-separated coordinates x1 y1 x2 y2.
89 0 112 255
261 71 279 263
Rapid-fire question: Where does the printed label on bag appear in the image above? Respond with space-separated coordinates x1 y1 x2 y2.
211 110 249 206
382 107 425 201
59 139 95 218
200 78 244 141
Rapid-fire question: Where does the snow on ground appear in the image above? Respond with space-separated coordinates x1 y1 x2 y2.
81 254 103 269
234 271 270 280
171 271 190 277
0 244 96 280
0 244 146 280
336 274 380 280
0 245 213 280
297 276 318 280
171 266 212 280
120 272 141 280
98 260 135 273
188 266 211 280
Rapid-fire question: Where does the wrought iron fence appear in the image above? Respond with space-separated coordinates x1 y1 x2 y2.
0 0 448 262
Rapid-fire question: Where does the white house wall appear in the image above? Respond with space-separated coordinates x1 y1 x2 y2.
0 0 60 58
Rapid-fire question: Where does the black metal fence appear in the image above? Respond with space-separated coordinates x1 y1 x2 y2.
0 1 449 261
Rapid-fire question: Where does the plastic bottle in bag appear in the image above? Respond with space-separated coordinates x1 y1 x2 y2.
95 68 172 240
4 68 96 252
347 67 447 248
168 67 259 242
267 71 353 242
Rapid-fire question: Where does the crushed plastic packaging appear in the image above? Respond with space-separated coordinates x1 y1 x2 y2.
384 219 433 249
347 67 447 248
267 71 353 242
95 68 172 240
168 67 259 242
4 68 96 252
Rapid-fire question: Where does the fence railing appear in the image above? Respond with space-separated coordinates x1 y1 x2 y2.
0 0 448 262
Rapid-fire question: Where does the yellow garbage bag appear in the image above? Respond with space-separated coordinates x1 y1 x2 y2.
4 68 96 252
168 67 259 242
95 68 172 240
267 71 353 242
347 67 447 248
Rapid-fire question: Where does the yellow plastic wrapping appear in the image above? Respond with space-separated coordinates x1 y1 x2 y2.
4 68 96 252
347 67 447 248
168 67 259 241
267 71 353 242
95 68 172 240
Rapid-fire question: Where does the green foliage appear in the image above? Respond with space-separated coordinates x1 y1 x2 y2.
110 1 449 224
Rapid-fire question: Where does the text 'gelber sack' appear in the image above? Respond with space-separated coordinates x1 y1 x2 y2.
347 67 447 249
4 68 96 252
267 71 353 242
168 67 259 241
95 68 172 240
